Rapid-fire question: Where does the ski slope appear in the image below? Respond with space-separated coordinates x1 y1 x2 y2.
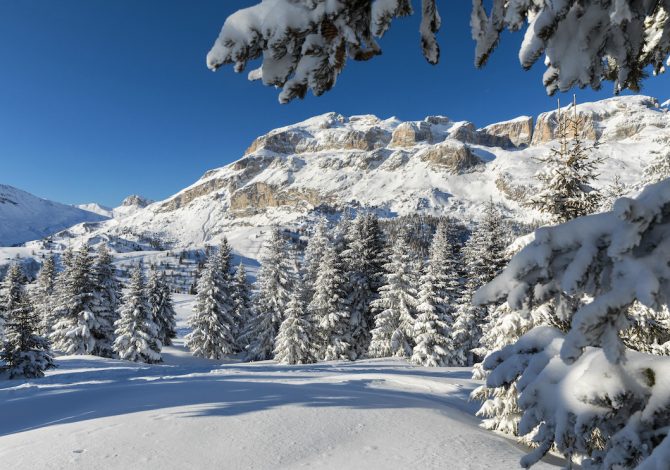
0 296 562 470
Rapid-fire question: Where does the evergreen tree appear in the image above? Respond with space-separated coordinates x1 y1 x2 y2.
451 202 508 366
231 263 252 348
526 100 603 224
33 255 57 336
341 213 385 358
50 245 105 355
1 266 54 379
410 225 458 367
0 264 26 338
186 254 236 359
308 245 351 361
243 229 293 361
369 232 418 358
642 149 670 186
113 266 162 363
147 267 177 347
303 218 329 301
274 288 315 365
91 245 120 357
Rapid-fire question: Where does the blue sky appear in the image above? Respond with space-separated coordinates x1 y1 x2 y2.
1 1 669 207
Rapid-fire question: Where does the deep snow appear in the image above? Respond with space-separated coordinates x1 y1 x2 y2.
0 294 562 469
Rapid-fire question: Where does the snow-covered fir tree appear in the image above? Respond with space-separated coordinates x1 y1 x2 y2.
303 218 329 301
242 229 293 361
1 265 54 379
0 263 26 338
274 287 315 365
369 231 418 359
186 252 236 359
50 245 105 356
451 202 508 366
642 149 670 186
341 213 385 358
410 221 459 367
475 180 670 468
526 100 603 224
91 245 120 357
33 255 57 336
113 266 162 363
622 302 670 355
147 267 177 347
308 245 351 361
231 262 252 348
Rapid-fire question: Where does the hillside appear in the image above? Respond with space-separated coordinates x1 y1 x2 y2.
0 185 108 247
4 95 670 264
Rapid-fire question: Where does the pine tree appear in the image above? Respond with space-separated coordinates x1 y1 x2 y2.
1 266 54 379
50 245 105 356
33 255 57 336
452 202 508 366
526 99 603 224
231 263 252 348
369 232 418 358
91 245 120 357
0 264 26 338
303 218 330 301
186 254 236 359
147 267 177 347
113 266 162 363
410 224 458 367
274 288 315 365
341 213 385 358
308 245 351 361
243 229 293 361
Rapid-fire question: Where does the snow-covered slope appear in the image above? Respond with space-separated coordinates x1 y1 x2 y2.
77 202 113 218
0 185 108 246
0 295 561 470
8 95 670 262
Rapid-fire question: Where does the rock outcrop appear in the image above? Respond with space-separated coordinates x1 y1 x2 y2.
418 142 480 174
480 116 533 147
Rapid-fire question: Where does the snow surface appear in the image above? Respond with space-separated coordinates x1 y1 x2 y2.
0 294 562 469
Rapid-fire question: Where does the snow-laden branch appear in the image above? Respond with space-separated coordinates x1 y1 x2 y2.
208 1 670 102
475 177 670 365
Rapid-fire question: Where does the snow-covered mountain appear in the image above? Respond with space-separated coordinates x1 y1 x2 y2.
77 203 113 218
0 185 108 247
6 95 670 262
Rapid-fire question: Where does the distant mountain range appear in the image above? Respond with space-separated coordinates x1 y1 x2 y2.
2 94 669 265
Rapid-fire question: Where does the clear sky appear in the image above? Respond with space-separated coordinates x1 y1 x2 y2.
1 1 669 208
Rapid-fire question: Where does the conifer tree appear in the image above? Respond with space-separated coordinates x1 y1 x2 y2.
410 224 458 367
526 100 603 224
303 218 329 301
33 255 57 336
113 266 162 363
91 245 120 357
0 264 26 338
341 213 385 358
274 288 315 365
369 232 418 358
50 245 105 355
243 229 293 361
147 267 177 347
186 254 236 359
309 245 351 361
231 262 252 348
451 202 508 365
1 265 54 379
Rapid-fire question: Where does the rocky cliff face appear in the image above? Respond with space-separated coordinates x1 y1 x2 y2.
17 95 668 259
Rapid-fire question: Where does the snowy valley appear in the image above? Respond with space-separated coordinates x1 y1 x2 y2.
3 94 670 470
